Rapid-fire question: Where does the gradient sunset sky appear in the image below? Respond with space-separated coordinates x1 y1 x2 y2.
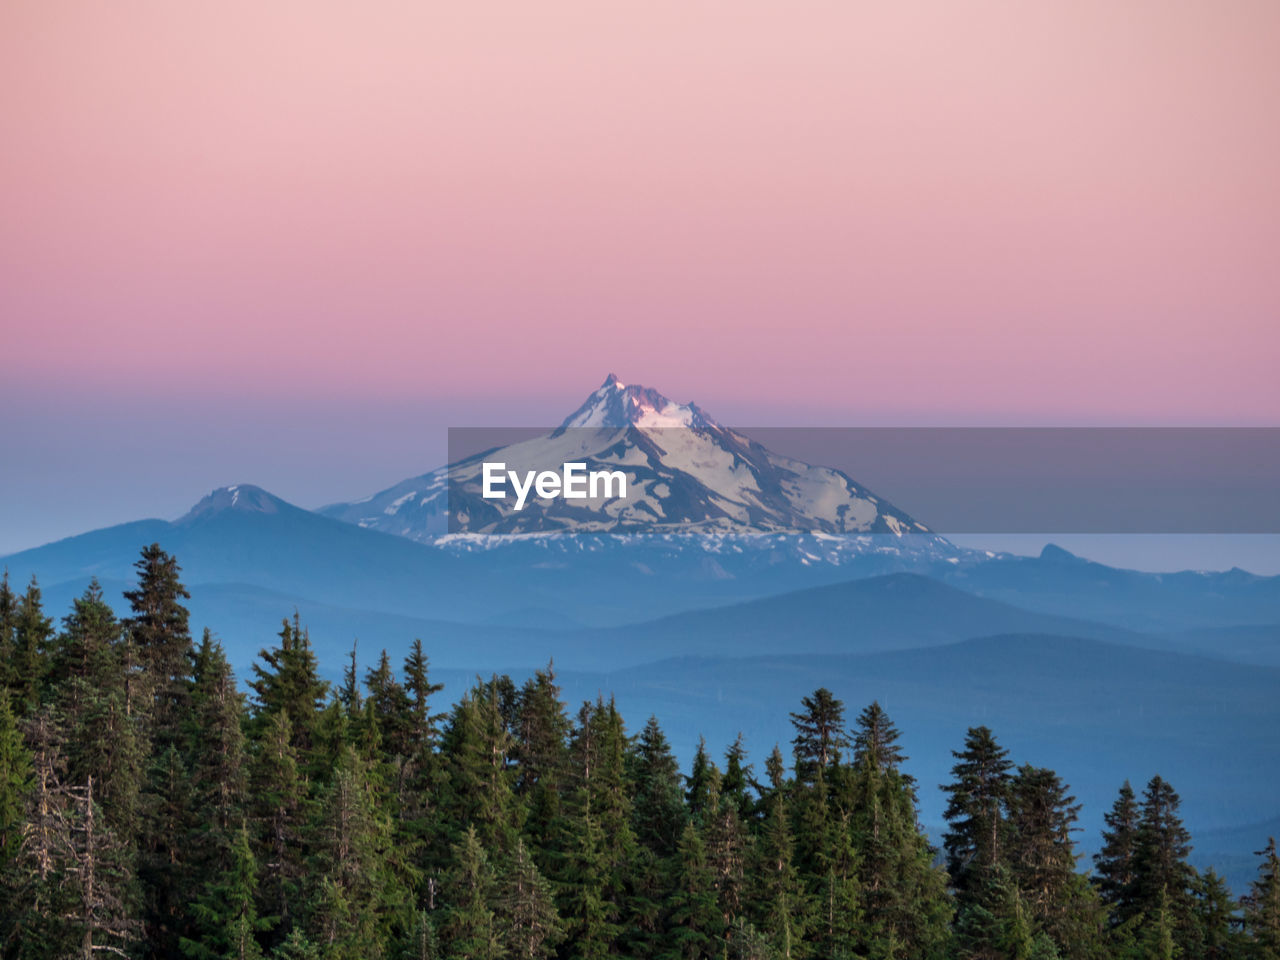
2 1 1277 554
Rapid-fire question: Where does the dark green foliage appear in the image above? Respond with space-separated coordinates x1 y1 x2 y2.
403 639 444 752
249 709 305 944
0 573 15 694
396 911 440 960
494 839 564 959
1191 868 1242 960
124 543 193 737
181 825 269 960
943 726 1013 891
1129 775 1197 955
685 736 714 824
1133 776 1194 908
142 744 198 954
440 825 501 960
704 772 748 930
1005 765 1081 940
852 700 909 777
849 714 952 960
440 676 519 853
1243 838 1280 960
10 577 53 715
365 649 412 757
632 715 687 858
47 579 121 706
721 734 755 824
249 614 328 751
749 788 806 959
512 664 571 858
664 822 723 959
307 745 409 958
0 691 30 869
789 688 850 781
188 632 250 874
949 863 1030 960
1094 781 1140 918
270 929 323 959
2 547 1273 960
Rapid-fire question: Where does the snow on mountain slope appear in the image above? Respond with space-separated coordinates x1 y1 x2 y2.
322 375 938 545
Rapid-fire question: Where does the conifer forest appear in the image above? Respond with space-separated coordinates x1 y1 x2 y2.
1 545 1277 960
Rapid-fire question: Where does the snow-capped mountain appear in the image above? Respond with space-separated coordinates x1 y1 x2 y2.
321 374 934 541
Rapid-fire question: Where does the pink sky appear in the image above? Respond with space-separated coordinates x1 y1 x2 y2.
2 0 1278 422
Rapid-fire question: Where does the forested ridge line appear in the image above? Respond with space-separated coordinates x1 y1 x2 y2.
0 544 1277 960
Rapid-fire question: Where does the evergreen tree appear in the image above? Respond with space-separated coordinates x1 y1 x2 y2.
1135 887 1178 960
366 649 412 759
403 639 444 753
512 664 571 856
1132 775 1194 938
440 677 518 853
812 805 862 960
10 577 54 715
249 710 305 947
949 863 1031 960
0 690 31 870
249 614 329 753
1189 868 1239 960
65 774 141 960
308 745 408 959
852 701 909 778
141 744 198 956
495 839 564 959
1243 838 1280 960
556 697 639 956
187 632 250 877
632 715 686 859
0 570 16 693
399 637 447 839
664 821 723 960
123 544 193 739
1005 765 1082 941
339 641 362 714
1094 781 1140 919
3 709 74 956
54 581 145 854
440 825 501 960
585 698 640 898
625 716 684 957
943 726 1015 960
849 725 951 960
4 713 138 958
943 726 1013 891
396 911 441 960
721 734 755 824
686 737 715 824
47 579 121 714
789 688 850 782
704 773 748 932
181 825 270 960
749 786 807 960
270 929 323 960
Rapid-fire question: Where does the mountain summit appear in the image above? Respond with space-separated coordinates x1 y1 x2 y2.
321 376 932 541
178 484 294 524
556 374 716 431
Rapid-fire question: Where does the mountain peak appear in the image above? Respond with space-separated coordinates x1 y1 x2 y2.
558 375 716 431
1039 543 1083 563
178 484 292 524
